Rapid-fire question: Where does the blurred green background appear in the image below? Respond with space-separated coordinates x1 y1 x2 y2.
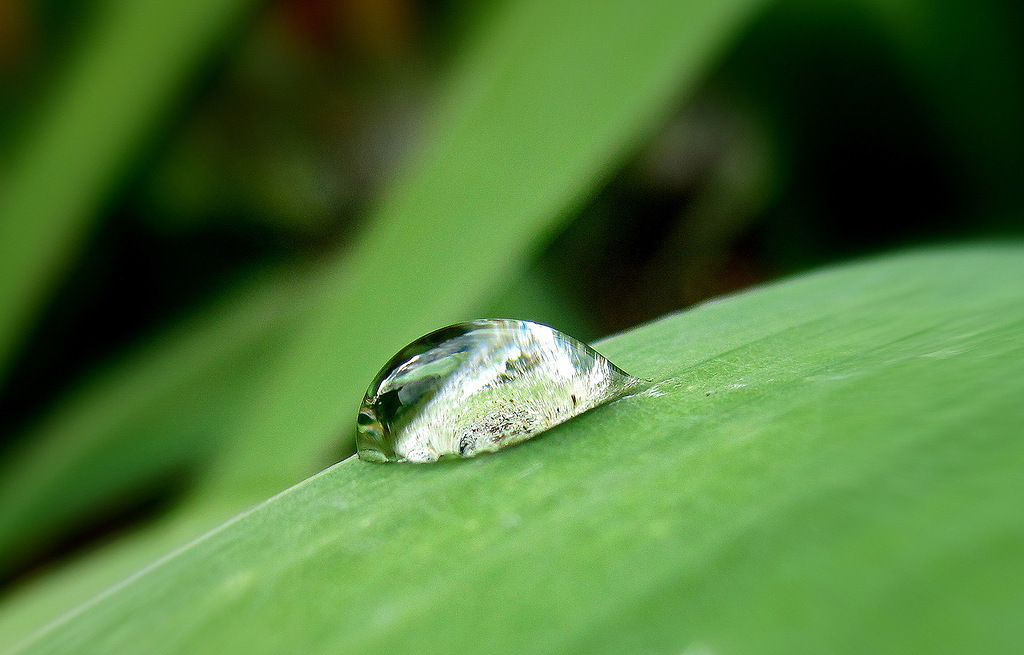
0 0 1022 649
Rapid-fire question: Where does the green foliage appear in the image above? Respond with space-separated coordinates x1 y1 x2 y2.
199 0 765 500
0 0 765 647
0 0 260 379
0 267 305 575
12 246 1024 655
2 0 1023 651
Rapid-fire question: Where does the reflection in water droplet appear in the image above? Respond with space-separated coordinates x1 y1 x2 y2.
356 319 641 463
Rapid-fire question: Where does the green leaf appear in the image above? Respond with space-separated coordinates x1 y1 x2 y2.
0 510 221 654
0 0 763 634
0 0 258 379
0 267 306 576
200 0 766 501
13 245 1024 654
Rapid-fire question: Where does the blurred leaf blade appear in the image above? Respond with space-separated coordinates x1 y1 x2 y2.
202 0 766 499
0 0 258 380
12 245 1024 654
0 509 222 654
0 266 309 577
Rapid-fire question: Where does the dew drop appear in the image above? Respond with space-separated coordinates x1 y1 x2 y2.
356 319 641 463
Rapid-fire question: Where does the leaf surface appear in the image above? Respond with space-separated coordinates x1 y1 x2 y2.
12 246 1024 655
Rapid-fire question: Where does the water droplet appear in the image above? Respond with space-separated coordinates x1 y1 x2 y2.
356 319 641 463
